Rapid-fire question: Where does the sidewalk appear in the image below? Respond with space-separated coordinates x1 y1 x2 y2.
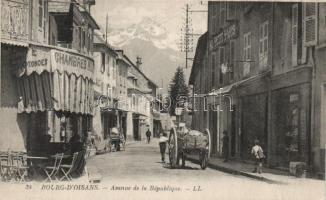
187 155 320 185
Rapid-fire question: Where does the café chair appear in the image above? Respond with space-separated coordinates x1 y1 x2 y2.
59 152 79 181
43 153 64 182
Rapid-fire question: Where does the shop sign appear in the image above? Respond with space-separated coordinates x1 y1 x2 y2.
51 50 94 79
18 45 95 80
1 0 29 41
209 23 238 50
18 46 51 76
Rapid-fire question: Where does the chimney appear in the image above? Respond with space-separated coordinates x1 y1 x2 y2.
136 56 142 70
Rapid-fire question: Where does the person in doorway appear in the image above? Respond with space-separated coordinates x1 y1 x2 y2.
251 139 265 174
159 133 169 162
146 129 152 144
222 131 229 162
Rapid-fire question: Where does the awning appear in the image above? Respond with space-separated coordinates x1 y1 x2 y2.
17 44 95 115
17 71 94 115
1 39 28 47
18 44 94 80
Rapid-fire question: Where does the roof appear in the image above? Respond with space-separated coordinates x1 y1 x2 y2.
189 32 208 85
93 34 117 54
123 54 158 88
49 0 99 29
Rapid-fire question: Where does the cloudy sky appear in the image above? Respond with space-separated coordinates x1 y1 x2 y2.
91 0 207 46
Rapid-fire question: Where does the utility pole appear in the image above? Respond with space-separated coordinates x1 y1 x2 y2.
180 4 207 69
105 13 108 44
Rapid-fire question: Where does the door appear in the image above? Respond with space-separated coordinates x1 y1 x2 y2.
133 118 139 140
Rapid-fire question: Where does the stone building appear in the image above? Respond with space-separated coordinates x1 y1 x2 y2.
0 0 99 154
189 2 325 178
92 34 119 141
126 57 158 141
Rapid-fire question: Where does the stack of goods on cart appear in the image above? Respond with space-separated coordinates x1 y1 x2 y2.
184 130 208 149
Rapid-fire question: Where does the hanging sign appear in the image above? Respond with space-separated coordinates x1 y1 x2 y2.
209 23 238 50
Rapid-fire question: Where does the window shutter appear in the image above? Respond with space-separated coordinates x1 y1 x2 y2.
292 4 298 66
230 40 235 72
227 2 236 20
303 3 318 46
220 2 226 27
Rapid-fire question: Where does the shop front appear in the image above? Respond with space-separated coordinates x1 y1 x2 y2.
270 67 312 169
17 44 94 154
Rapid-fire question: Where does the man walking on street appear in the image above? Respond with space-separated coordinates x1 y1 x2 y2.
159 133 168 162
146 128 152 143
222 131 229 162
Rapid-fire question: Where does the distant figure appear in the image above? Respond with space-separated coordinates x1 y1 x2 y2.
251 139 265 174
146 129 152 144
159 133 168 162
111 127 120 151
222 131 229 162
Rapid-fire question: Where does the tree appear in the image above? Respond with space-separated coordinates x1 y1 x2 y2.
168 67 189 116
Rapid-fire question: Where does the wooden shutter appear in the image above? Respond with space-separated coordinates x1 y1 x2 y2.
227 2 236 20
303 3 318 46
292 4 298 66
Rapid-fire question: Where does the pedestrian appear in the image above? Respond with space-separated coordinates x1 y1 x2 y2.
159 133 168 162
251 139 265 174
222 131 229 162
146 128 152 144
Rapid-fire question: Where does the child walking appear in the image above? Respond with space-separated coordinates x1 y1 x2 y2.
251 139 265 174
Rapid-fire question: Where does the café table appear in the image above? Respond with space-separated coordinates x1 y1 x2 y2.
23 155 49 180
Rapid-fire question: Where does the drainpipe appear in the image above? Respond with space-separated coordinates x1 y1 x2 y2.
309 46 316 173
266 2 275 167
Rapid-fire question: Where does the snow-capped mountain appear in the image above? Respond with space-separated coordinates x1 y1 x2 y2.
106 17 191 94
107 17 179 51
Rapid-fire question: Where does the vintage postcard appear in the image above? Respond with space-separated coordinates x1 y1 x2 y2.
0 0 325 199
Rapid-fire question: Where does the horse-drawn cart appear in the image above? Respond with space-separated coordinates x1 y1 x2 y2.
168 126 211 169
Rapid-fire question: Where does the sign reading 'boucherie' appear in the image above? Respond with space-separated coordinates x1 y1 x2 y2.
209 24 238 50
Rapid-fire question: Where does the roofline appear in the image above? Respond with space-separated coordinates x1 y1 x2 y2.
123 55 158 88
93 42 118 56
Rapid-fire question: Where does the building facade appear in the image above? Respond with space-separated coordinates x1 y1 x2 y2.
190 2 325 178
92 34 119 141
0 0 98 154
126 58 158 141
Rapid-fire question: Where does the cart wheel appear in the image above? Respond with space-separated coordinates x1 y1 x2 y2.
168 127 178 168
205 128 212 160
200 151 208 170
181 153 186 168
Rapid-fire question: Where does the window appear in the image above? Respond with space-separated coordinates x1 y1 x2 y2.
112 59 116 78
107 84 111 97
243 32 251 76
107 55 111 76
220 2 226 27
229 40 235 80
292 4 299 66
211 4 218 34
211 53 216 87
81 29 85 51
259 21 268 68
101 52 105 73
303 3 317 46
219 47 225 84
227 2 236 20
39 0 43 28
